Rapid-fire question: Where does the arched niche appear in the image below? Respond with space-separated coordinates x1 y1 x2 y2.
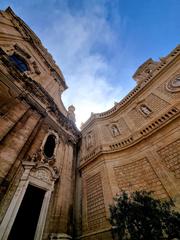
139 104 152 117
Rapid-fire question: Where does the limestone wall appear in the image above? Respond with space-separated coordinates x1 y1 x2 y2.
78 45 180 239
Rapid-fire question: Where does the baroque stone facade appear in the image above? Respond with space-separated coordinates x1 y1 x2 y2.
0 7 179 240
0 7 80 240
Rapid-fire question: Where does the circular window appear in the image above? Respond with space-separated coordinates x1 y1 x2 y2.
43 134 56 158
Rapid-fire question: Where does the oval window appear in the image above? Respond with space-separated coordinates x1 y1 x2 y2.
43 134 56 158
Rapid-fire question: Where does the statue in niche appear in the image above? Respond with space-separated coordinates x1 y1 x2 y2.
87 134 92 148
111 124 120 137
140 105 152 116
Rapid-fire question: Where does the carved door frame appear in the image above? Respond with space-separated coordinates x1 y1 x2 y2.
0 161 55 240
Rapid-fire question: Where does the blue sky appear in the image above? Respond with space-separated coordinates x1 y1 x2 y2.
0 0 179 127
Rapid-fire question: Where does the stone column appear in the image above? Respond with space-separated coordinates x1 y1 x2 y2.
0 101 28 141
47 142 74 239
0 110 40 182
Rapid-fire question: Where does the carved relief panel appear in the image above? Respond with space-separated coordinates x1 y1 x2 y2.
30 164 59 184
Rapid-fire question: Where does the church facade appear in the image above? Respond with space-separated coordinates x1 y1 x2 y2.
0 7 179 240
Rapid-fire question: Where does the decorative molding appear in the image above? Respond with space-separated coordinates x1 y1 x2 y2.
40 129 59 163
0 50 80 142
81 45 180 130
80 106 179 168
14 44 31 59
1 44 41 76
6 7 67 89
49 233 72 240
30 163 59 182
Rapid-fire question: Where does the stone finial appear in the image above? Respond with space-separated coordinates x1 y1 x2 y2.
68 105 76 123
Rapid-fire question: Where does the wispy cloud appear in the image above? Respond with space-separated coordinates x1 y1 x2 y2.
40 1 126 127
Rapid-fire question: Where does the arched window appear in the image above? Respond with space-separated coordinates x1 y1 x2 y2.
9 53 29 72
43 134 56 158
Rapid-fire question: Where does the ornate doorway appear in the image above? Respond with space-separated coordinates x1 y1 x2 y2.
0 161 59 240
8 185 45 240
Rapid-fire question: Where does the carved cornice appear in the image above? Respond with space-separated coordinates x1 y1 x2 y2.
0 50 81 142
14 44 31 59
79 106 180 169
81 45 180 130
5 7 67 90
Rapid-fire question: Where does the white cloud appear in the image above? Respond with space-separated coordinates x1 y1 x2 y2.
41 1 125 128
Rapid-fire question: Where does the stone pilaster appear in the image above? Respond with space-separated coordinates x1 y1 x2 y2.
0 101 28 141
0 109 40 182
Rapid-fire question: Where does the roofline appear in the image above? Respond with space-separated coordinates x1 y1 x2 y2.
81 44 180 131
